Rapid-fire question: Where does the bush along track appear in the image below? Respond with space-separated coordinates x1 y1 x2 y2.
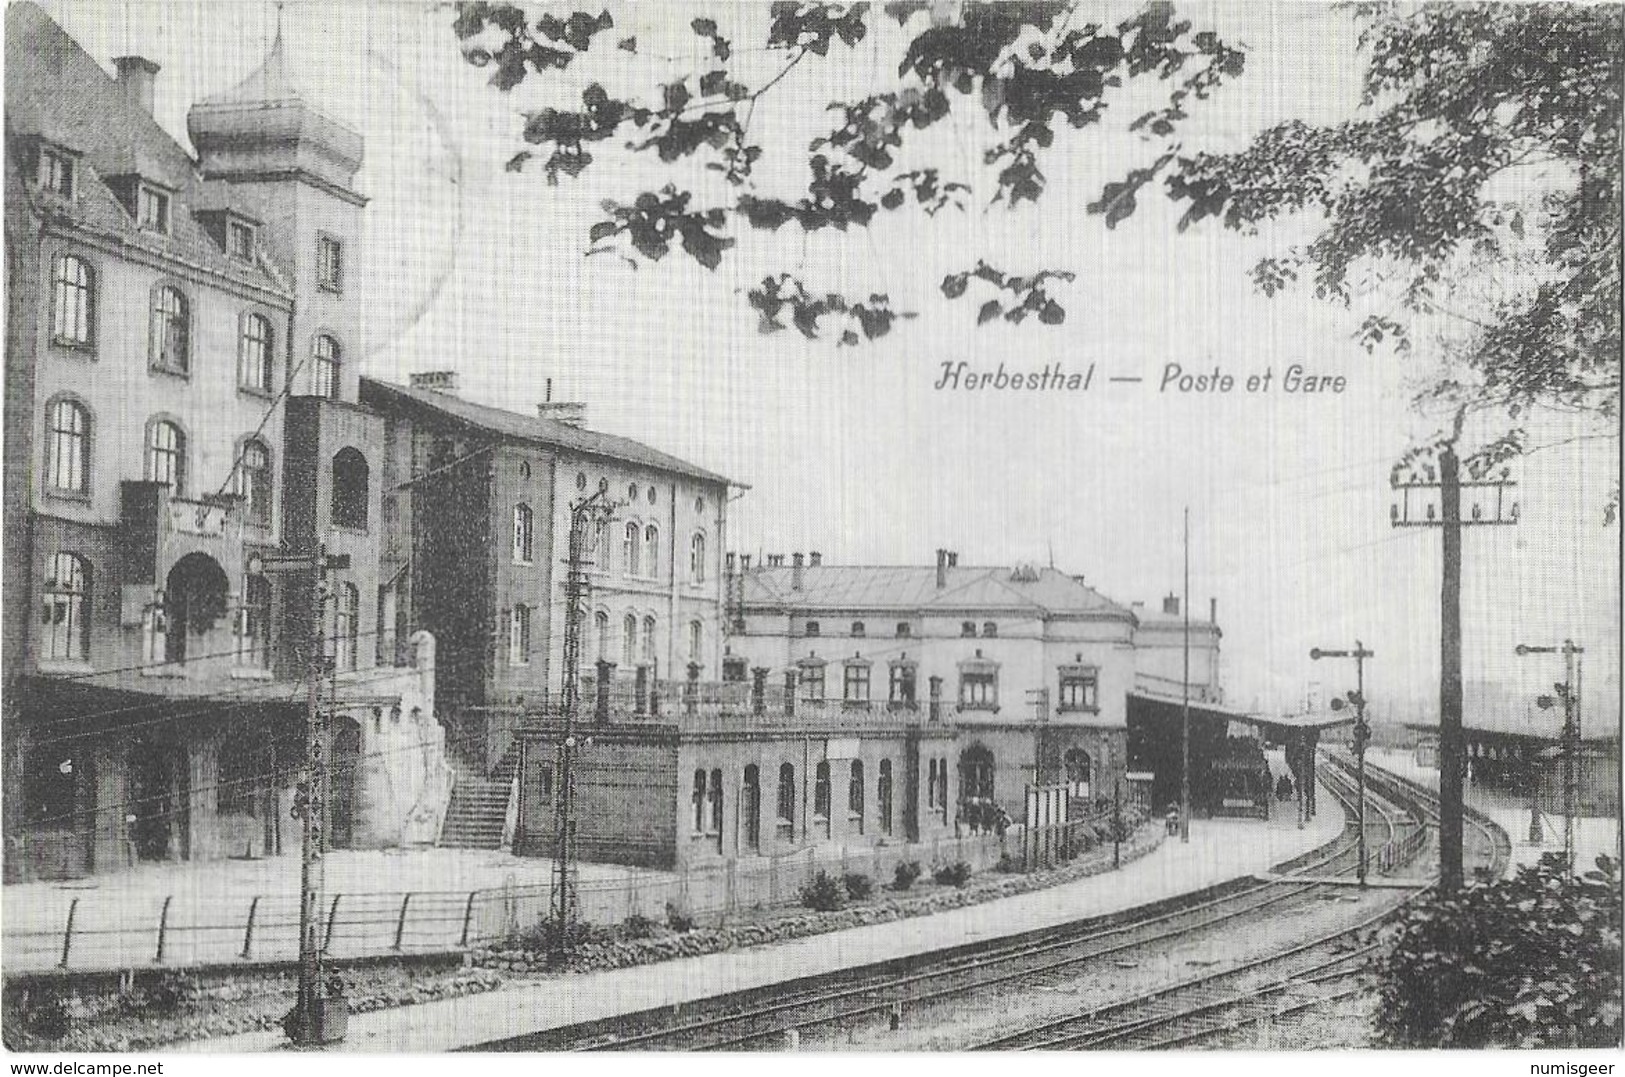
471 822 1165 975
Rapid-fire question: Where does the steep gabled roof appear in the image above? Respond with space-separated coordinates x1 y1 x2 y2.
4 2 289 297
358 377 736 487
739 564 1133 618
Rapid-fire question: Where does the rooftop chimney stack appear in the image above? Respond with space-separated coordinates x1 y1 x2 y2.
725 552 736 574
935 548 948 589
809 551 822 567
410 371 460 396
947 551 959 568
740 554 752 571
1163 593 1180 616
791 553 804 590
114 56 160 116
1210 597 1217 625
537 402 587 428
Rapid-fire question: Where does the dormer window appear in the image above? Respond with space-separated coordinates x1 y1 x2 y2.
39 146 75 198
227 220 255 261
137 185 170 234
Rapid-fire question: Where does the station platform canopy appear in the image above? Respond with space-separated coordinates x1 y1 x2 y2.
1126 690 1354 739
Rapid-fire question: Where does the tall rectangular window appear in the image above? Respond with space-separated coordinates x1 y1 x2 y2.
51 255 93 346
510 605 531 665
47 399 89 494
843 663 870 702
227 221 255 261
39 148 74 198
960 672 996 708
1059 671 1099 711
513 503 534 563
137 185 170 233
801 664 825 701
317 234 343 292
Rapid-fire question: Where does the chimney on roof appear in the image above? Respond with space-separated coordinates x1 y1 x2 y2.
410 371 460 396
537 402 587 428
1163 594 1180 616
935 548 947 589
809 551 822 567
792 553 804 591
948 551 959 567
114 56 160 116
1210 597 1217 625
725 552 736 575
740 554 752 571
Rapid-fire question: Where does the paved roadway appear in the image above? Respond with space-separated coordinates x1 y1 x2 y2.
188 787 1346 1052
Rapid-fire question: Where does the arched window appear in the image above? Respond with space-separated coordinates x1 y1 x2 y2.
777 763 796 831
149 285 189 373
622 614 637 668
643 525 659 577
692 769 706 832
593 518 610 571
335 582 360 672
805 620 821 638
312 334 341 399
594 611 610 665
743 764 761 851
45 398 89 494
851 621 866 637
982 621 998 638
51 254 94 345
509 604 531 665
236 439 272 528
814 760 831 821
641 615 657 664
961 621 976 637
331 448 369 529
848 760 864 834
688 620 702 667
512 503 534 563
42 552 90 661
239 313 273 392
623 521 641 577
689 532 706 583
236 574 271 669
878 760 893 834
145 419 185 494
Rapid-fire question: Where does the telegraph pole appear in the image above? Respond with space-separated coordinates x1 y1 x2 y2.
1181 506 1190 843
1392 431 1518 893
1515 639 1584 871
1311 642 1373 885
251 547 350 1046
550 489 615 965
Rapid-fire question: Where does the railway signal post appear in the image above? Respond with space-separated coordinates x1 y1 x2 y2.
1311 642 1373 885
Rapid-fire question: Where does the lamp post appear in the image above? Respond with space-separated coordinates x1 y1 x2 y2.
1515 640 1583 871
1311 642 1373 886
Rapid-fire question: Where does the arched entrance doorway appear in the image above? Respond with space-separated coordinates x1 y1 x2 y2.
163 553 229 665
328 717 362 849
1064 748 1091 800
129 739 188 861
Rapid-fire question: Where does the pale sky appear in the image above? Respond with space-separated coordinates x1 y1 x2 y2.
35 0 1621 729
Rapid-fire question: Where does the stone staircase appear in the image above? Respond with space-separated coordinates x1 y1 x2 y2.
438 751 517 851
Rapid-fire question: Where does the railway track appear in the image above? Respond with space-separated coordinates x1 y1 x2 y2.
962 757 1512 1052
497 757 1432 1051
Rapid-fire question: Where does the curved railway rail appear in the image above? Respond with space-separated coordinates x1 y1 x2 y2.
489 754 1464 1052
965 755 1512 1052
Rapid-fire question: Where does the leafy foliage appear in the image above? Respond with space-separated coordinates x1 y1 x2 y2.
452 1 1244 343
941 260 1074 326
1375 854 1623 1048
800 869 847 911
1115 4 1621 472
842 871 874 899
747 275 915 345
933 860 973 888
891 859 922 890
